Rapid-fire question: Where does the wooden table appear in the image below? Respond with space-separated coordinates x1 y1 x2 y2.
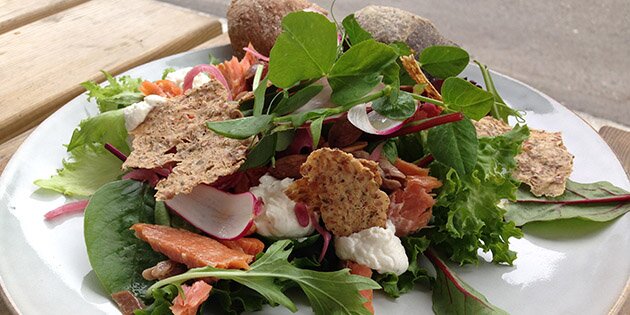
0 1 628 314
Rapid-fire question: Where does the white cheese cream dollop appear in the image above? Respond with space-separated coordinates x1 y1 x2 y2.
250 174 314 239
165 66 192 89
192 73 211 89
122 94 167 131
334 220 409 275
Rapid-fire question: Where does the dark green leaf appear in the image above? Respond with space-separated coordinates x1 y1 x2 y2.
240 133 278 170
206 115 273 139
382 140 399 163
205 281 268 315
389 41 413 56
504 180 630 226
310 116 324 148
268 12 338 88
441 77 494 120
328 39 398 105
154 201 170 226
372 91 416 120
395 133 426 162
419 46 470 79
427 119 478 175
376 236 431 298
135 284 178 315
84 180 165 297
272 84 324 115
427 250 508 315
342 14 373 45
275 129 295 152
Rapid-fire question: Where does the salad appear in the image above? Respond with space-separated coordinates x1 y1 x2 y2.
34 3 630 315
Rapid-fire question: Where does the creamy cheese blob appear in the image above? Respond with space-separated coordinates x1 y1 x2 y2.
165 67 192 89
250 175 315 239
334 220 409 275
122 94 167 131
192 72 211 89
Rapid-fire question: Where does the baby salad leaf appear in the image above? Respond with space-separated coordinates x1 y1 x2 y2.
419 46 470 79
427 118 478 175
66 109 130 153
148 240 380 315
372 91 417 120
504 180 630 226
84 180 165 297
342 14 373 45
252 67 268 117
426 250 508 315
240 133 278 170
309 116 324 148
268 12 338 88
328 39 398 105
272 84 324 116
429 125 529 265
206 115 273 139
81 71 143 113
376 236 432 298
441 77 494 120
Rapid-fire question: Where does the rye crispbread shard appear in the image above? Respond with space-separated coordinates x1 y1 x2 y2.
474 116 574 197
285 148 389 237
123 81 250 200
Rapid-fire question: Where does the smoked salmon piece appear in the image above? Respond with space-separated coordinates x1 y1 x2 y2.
217 44 259 100
394 158 430 177
389 175 442 237
345 261 374 314
131 223 254 270
170 280 212 315
219 237 265 256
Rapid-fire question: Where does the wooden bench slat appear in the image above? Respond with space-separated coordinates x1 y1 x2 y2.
599 126 630 176
0 0 221 144
0 0 86 35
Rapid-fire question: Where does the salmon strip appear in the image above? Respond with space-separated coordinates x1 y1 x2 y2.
217 44 258 100
131 223 254 270
170 280 212 315
345 261 374 314
139 81 166 97
394 158 429 177
219 237 265 256
389 175 442 237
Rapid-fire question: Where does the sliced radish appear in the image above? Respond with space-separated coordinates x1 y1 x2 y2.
183 65 231 99
347 103 405 135
165 185 261 240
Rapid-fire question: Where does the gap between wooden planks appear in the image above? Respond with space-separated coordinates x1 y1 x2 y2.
0 0 222 145
0 0 87 35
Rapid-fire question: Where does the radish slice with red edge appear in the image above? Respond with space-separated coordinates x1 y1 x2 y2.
347 103 405 135
183 65 231 100
165 184 262 240
44 199 89 221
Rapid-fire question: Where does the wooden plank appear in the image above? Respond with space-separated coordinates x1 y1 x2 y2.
600 126 630 176
0 0 222 144
0 0 86 35
193 32 230 50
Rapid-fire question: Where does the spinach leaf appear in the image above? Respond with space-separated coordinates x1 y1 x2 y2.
426 250 508 315
341 14 373 45
84 180 165 297
427 118 478 175
372 91 417 120
328 39 398 105
268 12 338 88
441 77 494 120
419 46 470 79
240 133 278 170
504 180 630 226
148 240 380 315
272 84 324 115
206 115 273 139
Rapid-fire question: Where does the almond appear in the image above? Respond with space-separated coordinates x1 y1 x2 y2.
328 116 363 148
269 154 308 179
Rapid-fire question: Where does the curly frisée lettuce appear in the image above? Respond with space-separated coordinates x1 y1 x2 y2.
81 71 144 112
35 109 129 196
428 125 530 265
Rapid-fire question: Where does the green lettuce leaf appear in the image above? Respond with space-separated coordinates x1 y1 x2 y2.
429 125 529 265
81 71 143 113
67 109 130 153
376 236 432 298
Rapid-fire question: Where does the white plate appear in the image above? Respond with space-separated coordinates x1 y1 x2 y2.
0 46 628 315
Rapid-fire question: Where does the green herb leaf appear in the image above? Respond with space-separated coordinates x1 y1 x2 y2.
310 116 325 148
426 250 508 315
268 12 338 88
328 39 398 105
240 133 278 170
81 71 143 113
372 91 417 120
209 53 221 65
135 284 179 315
342 14 373 45
427 118 478 175
474 60 524 123
253 70 268 117
419 46 470 79
273 84 324 116
206 115 273 139
382 139 399 163
148 240 380 315
275 129 295 152
84 180 165 297
504 180 630 226
441 77 494 120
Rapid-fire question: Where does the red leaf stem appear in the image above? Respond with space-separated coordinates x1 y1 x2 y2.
104 143 127 162
517 194 630 205
386 112 465 138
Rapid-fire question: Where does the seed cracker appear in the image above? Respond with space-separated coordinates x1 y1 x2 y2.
474 116 574 197
285 148 389 237
123 81 250 200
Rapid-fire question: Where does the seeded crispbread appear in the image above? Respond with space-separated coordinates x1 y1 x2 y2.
285 148 389 237
474 116 574 197
123 81 250 200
